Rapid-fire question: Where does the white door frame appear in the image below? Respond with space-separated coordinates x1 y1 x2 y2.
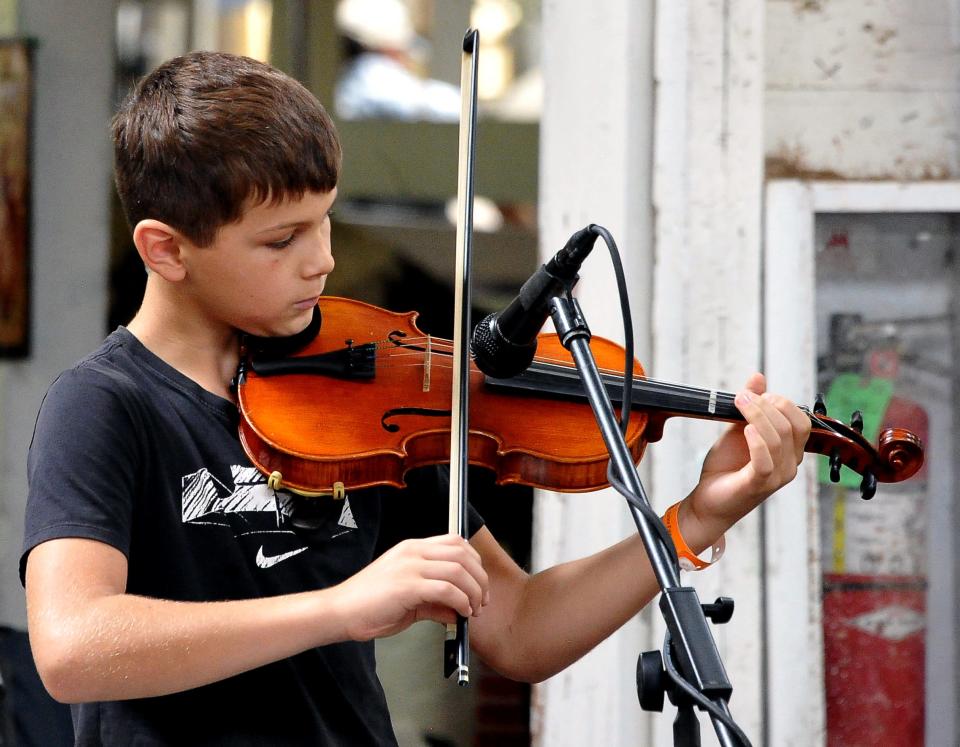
763 179 959 747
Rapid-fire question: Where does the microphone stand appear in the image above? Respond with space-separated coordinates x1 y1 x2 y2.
547 294 748 747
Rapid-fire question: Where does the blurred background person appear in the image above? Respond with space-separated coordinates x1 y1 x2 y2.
334 0 460 122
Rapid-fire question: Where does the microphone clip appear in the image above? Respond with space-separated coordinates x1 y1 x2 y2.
549 295 591 348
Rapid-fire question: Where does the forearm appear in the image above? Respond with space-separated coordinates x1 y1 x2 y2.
478 497 726 683
29 588 344 703
507 534 656 681
28 533 490 704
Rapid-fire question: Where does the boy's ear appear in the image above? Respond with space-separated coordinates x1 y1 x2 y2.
132 219 188 281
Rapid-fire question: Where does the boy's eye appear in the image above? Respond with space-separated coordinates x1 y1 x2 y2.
266 233 296 250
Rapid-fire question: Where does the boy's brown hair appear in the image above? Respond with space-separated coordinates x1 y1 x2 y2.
112 51 341 247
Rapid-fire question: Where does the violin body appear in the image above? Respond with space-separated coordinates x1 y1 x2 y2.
237 297 649 494
236 297 924 499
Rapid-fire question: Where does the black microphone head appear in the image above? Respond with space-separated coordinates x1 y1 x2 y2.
471 313 538 378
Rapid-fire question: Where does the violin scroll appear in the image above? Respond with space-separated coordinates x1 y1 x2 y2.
876 427 925 482
804 404 924 501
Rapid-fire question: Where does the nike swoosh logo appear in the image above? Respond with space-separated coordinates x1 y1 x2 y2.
255 545 308 569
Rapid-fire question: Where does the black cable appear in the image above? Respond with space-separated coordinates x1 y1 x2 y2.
584 225 676 568
607 468 679 568
587 224 634 436
662 633 753 746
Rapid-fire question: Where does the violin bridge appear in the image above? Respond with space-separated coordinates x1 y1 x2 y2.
423 335 432 392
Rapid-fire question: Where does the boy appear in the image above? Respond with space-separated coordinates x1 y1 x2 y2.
22 51 810 745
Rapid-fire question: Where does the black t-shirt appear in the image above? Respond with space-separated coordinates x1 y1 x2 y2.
21 328 483 746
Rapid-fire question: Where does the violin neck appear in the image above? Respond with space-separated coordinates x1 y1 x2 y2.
484 361 744 429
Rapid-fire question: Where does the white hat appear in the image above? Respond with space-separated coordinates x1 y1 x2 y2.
336 0 415 51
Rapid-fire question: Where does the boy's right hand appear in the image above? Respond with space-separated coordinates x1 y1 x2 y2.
330 534 489 641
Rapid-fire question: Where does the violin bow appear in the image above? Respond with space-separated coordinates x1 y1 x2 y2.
444 28 480 686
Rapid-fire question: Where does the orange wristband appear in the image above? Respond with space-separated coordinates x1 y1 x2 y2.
662 501 726 571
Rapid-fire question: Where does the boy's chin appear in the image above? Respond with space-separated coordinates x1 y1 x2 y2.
240 307 322 356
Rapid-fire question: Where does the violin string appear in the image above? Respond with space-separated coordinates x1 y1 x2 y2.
375 337 629 373
373 336 627 374
375 349 633 378
372 352 837 440
370 339 736 396
374 353 734 404
370 336 697 386
358 336 746 401
318 339 841 438
371 339 633 377
373 358 633 380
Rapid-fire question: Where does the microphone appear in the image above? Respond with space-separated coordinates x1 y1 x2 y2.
471 225 598 378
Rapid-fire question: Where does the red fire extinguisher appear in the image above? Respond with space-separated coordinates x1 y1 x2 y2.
820 361 929 746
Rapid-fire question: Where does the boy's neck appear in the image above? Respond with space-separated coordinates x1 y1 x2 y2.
127 281 240 402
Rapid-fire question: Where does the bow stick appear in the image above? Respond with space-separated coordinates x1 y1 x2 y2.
444 28 480 686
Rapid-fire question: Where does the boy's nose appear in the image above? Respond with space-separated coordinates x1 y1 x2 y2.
303 242 335 278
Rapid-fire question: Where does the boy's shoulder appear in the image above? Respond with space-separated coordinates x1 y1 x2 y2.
44 327 237 430
43 328 172 422
33 327 235 468
53 328 146 393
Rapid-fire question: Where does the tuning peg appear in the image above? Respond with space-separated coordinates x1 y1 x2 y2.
814 393 827 416
860 471 877 500
850 410 864 434
829 448 842 482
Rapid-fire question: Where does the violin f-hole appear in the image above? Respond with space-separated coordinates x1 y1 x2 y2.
381 407 452 433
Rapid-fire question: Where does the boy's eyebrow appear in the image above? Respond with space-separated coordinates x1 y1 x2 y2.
254 202 336 235
254 220 306 234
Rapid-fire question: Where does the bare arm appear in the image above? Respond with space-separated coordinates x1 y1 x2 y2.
469 375 812 683
26 533 489 703
468 526 657 683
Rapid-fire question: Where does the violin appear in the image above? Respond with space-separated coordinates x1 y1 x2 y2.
235 296 924 500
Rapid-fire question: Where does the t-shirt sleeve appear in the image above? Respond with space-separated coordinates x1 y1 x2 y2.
20 365 143 585
375 465 486 556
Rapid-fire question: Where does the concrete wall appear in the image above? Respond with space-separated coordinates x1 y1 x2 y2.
0 0 114 627
766 0 960 179
537 1 959 745
535 0 655 742
764 3 960 745
649 1 768 743
537 0 766 743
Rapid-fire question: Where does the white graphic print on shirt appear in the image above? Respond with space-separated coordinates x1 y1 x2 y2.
180 465 355 568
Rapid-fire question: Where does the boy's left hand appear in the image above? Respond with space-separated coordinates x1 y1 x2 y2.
683 373 811 544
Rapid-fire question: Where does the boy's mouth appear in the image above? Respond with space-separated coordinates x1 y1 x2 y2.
294 295 321 310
